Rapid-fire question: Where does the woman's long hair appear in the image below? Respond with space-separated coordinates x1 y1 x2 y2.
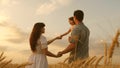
29 22 45 52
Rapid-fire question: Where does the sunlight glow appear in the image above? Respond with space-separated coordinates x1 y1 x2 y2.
0 15 8 22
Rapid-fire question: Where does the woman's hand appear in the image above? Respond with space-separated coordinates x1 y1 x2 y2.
55 51 63 58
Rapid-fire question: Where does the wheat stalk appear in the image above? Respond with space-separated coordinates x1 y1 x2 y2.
0 52 4 59
94 56 104 68
63 55 74 63
0 56 6 62
58 63 69 68
82 56 96 67
89 57 97 65
115 30 120 47
72 58 88 68
101 40 108 65
0 59 12 68
108 30 120 64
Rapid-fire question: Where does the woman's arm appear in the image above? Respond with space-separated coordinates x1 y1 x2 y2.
60 29 71 37
42 48 61 57
47 36 61 45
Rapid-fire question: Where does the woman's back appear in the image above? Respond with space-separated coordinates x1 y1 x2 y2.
36 35 47 54
26 35 48 68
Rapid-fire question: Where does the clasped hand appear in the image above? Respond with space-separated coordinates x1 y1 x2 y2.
56 51 63 58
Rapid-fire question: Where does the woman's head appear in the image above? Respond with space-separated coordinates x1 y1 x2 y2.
30 22 45 52
68 17 75 25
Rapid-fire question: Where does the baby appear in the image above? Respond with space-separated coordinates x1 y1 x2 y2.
60 17 75 42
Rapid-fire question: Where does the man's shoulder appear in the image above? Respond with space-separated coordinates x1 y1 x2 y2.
74 24 82 31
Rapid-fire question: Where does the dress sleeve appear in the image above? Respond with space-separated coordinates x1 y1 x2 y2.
40 35 48 49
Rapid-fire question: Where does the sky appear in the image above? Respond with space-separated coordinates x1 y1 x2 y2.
0 0 120 64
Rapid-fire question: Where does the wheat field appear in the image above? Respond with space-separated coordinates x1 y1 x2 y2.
0 30 120 68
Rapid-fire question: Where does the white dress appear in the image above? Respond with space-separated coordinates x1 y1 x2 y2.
26 35 48 68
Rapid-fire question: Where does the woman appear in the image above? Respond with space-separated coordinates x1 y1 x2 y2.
26 22 61 68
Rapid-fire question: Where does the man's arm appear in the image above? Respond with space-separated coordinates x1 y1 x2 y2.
57 36 79 56
57 27 80 56
59 43 76 54
42 48 61 57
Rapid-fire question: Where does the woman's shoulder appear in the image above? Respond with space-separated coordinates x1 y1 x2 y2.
40 35 46 39
40 35 47 42
37 35 46 42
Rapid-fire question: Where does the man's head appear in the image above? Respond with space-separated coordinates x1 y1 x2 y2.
74 10 84 22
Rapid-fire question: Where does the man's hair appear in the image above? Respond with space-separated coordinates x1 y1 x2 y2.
74 10 84 22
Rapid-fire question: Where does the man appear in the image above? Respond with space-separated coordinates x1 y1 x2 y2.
58 10 90 63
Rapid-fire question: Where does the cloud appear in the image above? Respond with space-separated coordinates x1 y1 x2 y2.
56 0 72 6
0 0 19 6
6 30 28 44
0 21 8 26
36 1 56 16
0 13 26 44
6 26 28 43
0 14 9 23
0 21 28 44
36 0 72 16
0 0 10 6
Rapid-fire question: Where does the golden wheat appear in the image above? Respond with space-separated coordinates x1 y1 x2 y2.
82 56 96 67
0 56 6 62
102 40 108 64
0 59 12 68
0 52 4 59
94 56 104 68
17 62 33 68
108 30 120 64
89 57 97 65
